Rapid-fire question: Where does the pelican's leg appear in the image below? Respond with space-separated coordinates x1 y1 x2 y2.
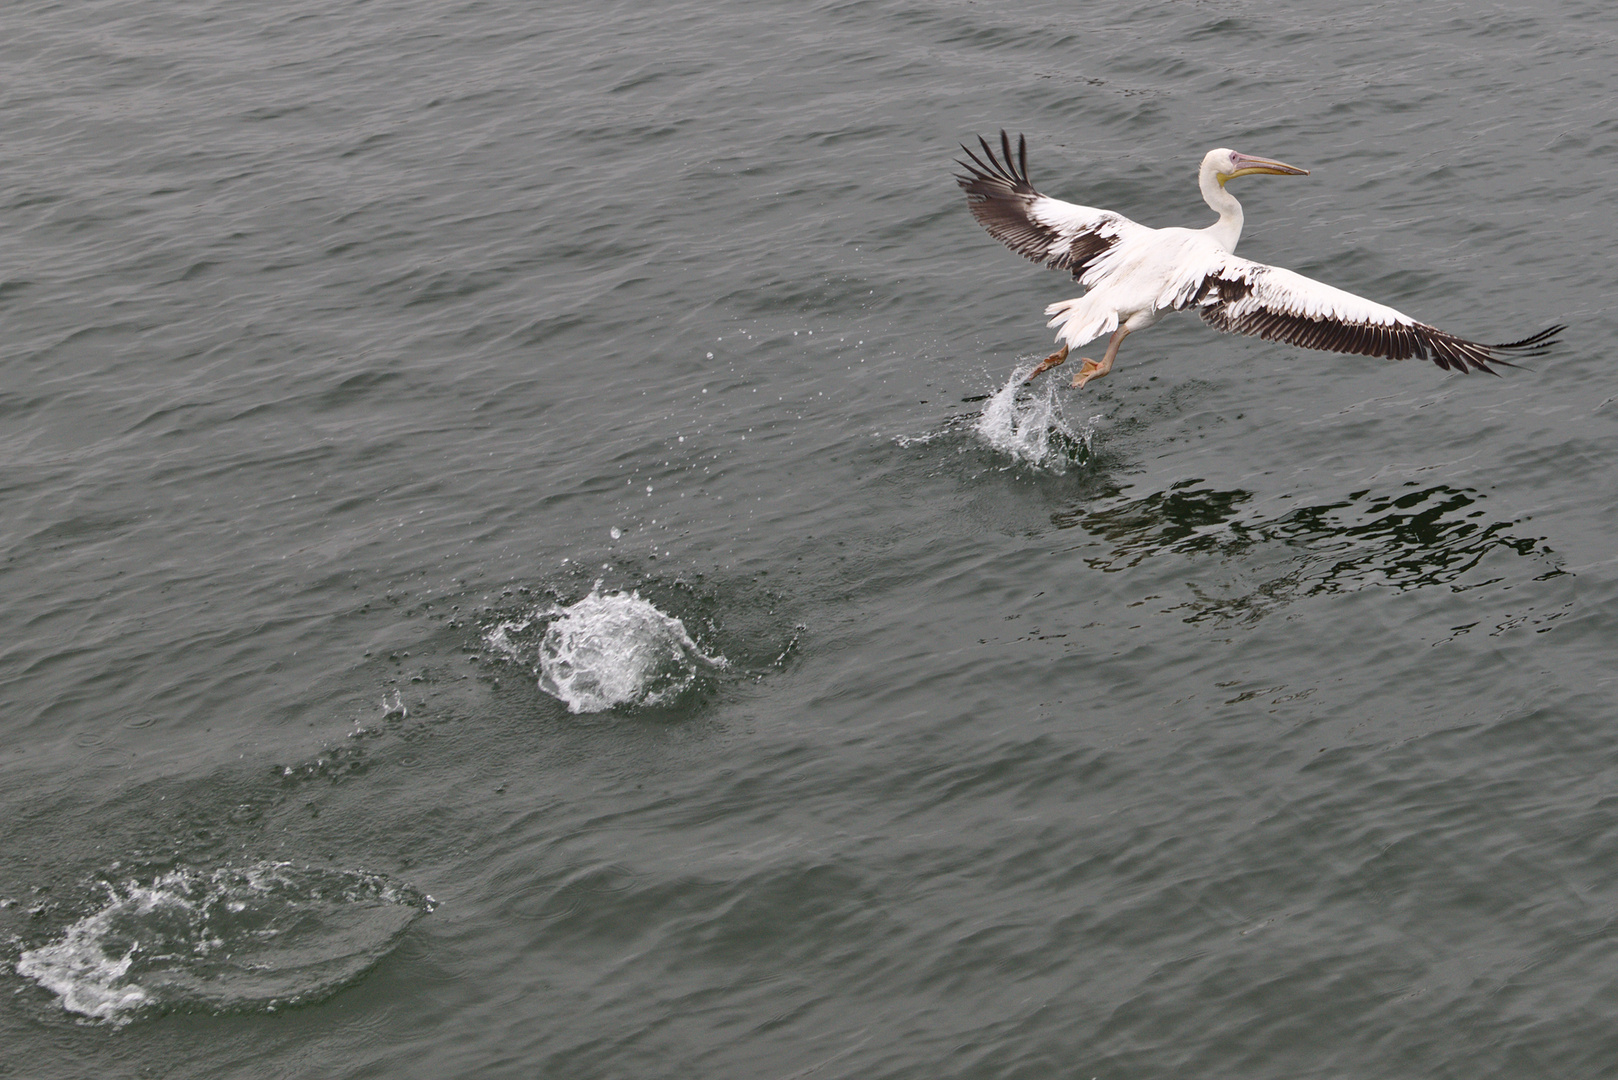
1073 328 1130 388
1024 344 1068 384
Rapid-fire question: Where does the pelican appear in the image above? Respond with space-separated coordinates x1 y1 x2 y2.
956 132 1562 387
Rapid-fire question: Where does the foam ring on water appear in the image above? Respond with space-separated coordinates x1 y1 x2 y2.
15 861 433 1024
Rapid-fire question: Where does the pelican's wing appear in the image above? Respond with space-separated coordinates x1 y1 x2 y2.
956 131 1151 282
1185 255 1563 374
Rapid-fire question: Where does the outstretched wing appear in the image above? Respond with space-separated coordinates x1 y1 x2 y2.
956 131 1151 283
1185 255 1564 374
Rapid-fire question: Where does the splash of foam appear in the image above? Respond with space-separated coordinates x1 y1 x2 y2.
973 364 1098 471
537 585 725 713
15 890 158 1021
16 862 432 1024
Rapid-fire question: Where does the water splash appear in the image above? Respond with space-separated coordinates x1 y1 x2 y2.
16 862 433 1024
973 364 1098 471
534 585 726 713
483 615 533 660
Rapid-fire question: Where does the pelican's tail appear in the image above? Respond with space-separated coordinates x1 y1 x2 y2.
1044 296 1117 350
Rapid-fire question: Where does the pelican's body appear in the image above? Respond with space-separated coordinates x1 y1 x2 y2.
1044 226 1218 345
956 133 1561 387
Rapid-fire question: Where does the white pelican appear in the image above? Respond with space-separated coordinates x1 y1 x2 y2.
957 132 1563 387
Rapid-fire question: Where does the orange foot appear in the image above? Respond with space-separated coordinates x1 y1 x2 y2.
1072 359 1109 388
1024 345 1069 383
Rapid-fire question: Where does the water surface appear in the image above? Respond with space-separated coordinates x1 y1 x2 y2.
4 0 1616 1076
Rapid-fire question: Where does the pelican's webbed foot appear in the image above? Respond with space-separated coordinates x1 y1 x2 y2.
1025 345 1068 383
1072 358 1111 388
1072 328 1130 388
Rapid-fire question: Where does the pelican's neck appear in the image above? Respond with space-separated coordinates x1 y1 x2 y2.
1199 160 1243 252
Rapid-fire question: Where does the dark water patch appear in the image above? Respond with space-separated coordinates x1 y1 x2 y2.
893 735 1118 818
176 259 217 283
0 390 51 424
0 278 35 303
608 60 715 96
683 860 887 968
1057 481 1560 624
1188 16 1254 40
500 862 641 925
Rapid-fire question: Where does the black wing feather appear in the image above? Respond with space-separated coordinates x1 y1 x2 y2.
955 130 1134 280
1191 265 1563 375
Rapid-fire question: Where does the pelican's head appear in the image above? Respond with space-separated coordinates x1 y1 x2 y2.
1204 148 1310 187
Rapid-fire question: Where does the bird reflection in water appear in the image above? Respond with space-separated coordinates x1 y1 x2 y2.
1055 482 1564 624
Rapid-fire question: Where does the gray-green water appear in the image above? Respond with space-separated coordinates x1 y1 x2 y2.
4 1 1616 1076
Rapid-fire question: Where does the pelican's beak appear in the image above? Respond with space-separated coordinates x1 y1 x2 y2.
1223 152 1310 180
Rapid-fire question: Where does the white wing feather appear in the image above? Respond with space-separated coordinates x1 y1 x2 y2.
1199 256 1414 326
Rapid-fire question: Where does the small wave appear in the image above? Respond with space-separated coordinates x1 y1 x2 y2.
16 862 433 1024
530 585 726 713
973 364 1099 471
